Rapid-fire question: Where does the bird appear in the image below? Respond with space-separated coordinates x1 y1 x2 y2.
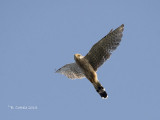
56 24 124 99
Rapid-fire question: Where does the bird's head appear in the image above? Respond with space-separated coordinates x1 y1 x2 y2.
74 54 84 61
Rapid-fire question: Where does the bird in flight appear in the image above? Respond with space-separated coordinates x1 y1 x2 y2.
56 24 124 99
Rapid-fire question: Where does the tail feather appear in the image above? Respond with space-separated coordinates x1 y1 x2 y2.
93 82 108 99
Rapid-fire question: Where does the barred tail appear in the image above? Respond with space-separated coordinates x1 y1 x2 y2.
93 82 108 99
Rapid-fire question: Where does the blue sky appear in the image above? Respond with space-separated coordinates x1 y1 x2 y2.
1 0 160 119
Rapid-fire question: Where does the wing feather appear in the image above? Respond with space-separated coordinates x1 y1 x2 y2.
85 24 124 71
56 63 85 79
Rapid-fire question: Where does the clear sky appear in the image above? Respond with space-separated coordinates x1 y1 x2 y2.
1 0 160 120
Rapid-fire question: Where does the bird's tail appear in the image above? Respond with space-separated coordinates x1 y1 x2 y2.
93 82 108 99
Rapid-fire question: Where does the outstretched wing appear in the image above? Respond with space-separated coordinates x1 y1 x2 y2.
56 63 85 79
85 24 124 71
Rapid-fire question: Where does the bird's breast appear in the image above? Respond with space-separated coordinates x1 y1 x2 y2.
75 58 97 82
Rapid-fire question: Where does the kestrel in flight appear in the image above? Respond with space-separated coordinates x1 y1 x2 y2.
56 24 124 99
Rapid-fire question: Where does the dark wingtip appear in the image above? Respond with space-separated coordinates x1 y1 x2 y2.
55 68 59 73
118 24 124 32
121 24 124 27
